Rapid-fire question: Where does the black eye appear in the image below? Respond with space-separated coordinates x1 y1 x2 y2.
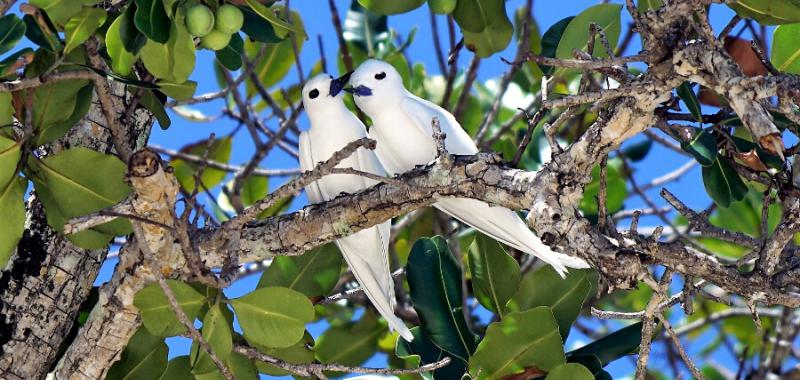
374 72 386 80
309 89 319 99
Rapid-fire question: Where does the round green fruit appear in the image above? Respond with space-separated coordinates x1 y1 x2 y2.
185 5 215 37
200 29 232 50
215 4 244 34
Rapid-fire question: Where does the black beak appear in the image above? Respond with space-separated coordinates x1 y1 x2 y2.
345 85 373 97
329 71 353 97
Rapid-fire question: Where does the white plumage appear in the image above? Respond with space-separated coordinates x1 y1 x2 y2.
348 59 590 277
300 73 412 341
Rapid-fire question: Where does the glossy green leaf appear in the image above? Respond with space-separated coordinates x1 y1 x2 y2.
539 16 574 75
356 0 425 15
134 0 170 43
0 48 33 80
106 9 140 76
28 148 133 248
467 233 520 317
190 302 233 372
159 356 192 380
771 24 800 74
120 4 147 54
254 332 315 376
192 351 258 380
258 243 344 297
239 175 267 206
140 13 195 83
676 82 703 122
623 138 652 162
315 311 384 366
28 79 89 140
680 127 717 166
456 0 514 57
702 157 748 208
34 81 94 145
23 15 58 52
731 135 783 170
139 89 171 129
63 7 106 54
0 134 21 188
240 7 282 43
397 326 464 380
0 14 25 57
407 236 477 362
568 321 643 366
343 1 389 54
579 159 627 216
170 136 232 192
0 176 26 267
231 286 315 348
157 80 197 101
728 0 800 25
429 0 457 14
506 266 593 339
244 0 306 39
546 363 594 380
216 33 244 71
106 327 168 380
556 4 622 59
133 280 207 337
29 0 81 26
468 307 566 379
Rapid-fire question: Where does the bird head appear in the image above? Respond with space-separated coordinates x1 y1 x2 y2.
347 59 406 117
301 72 352 113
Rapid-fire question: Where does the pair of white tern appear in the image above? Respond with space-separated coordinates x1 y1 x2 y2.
299 59 589 341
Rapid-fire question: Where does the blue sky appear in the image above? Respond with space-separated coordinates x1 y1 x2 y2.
90 1 780 378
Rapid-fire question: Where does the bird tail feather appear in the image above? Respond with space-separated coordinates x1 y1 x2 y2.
335 224 414 341
434 198 589 278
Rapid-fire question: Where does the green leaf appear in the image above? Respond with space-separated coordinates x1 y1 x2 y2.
454 0 514 57
0 176 26 267
28 79 89 141
239 175 267 206
63 7 106 54
254 332 315 376
191 302 233 371
120 4 147 54
29 0 81 26
539 16 574 75
356 0 425 15
157 80 197 101
244 0 306 39
139 89 171 129
106 9 139 76
680 128 717 166
702 157 748 208
170 136 232 192
506 266 594 340
134 0 170 43
467 233 520 317
159 356 193 380
546 363 594 380
0 134 21 188
556 4 622 59
133 280 207 337
771 23 800 74
34 81 94 145
567 321 643 366
637 0 664 12
343 1 389 54
676 82 703 122
23 15 58 52
231 286 315 348
244 9 304 97
397 326 464 380
728 0 800 25
240 7 282 43
258 243 344 297
429 0 457 14
106 327 168 380
406 236 477 362
216 33 244 71
140 13 195 83
192 351 258 380
468 307 566 379
315 311 384 366
0 48 33 80
623 138 652 162
0 14 26 57
579 159 627 216
27 148 133 248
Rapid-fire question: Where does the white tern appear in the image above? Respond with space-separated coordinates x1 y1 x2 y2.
300 73 413 341
347 59 590 276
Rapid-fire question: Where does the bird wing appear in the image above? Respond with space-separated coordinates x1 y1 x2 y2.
336 225 412 341
299 131 327 203
355 143 386 187
401 93 479 155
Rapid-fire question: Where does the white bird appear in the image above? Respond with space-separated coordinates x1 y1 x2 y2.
347 59 590 276
300 73 413 341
